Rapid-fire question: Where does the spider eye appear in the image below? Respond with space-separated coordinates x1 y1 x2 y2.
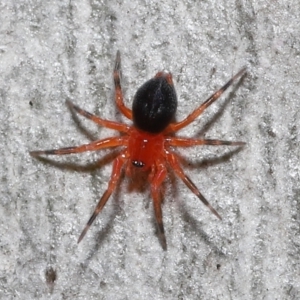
132 160 145 168
132 72 177 133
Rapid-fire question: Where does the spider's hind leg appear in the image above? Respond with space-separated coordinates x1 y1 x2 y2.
165 67 246 133
66 100 130 133
113 51 133 120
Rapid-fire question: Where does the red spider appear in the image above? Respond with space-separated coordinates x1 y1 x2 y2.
30 51 246 249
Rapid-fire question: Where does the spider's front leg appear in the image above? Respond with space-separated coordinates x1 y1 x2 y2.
166 151 222 220
150 161 168 250
78 150 128 243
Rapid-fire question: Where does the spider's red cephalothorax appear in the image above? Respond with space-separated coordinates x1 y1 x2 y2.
30 51 246 249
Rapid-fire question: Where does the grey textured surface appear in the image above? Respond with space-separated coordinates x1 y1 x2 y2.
1 0 300 299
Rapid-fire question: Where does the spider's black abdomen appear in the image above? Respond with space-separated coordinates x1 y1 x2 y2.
132 72 177 133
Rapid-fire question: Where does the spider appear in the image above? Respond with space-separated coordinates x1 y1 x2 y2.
30 51 246 249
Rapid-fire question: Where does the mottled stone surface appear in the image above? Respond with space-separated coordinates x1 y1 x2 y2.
0 1 299 299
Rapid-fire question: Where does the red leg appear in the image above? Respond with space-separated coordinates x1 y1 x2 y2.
30 136 127 156
78 150 128 243
164 67 246 133
166 137 246 147
167 152 222 220
114 51 133 120
66 100 130 133
150 161 168 250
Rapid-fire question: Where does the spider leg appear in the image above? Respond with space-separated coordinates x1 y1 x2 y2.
66 100 130 133
114 50 133 120
166 137 246 147
167 151 222 220
78 150 127 243
165 67 246 133
150 162 168 250
30 136 127 156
